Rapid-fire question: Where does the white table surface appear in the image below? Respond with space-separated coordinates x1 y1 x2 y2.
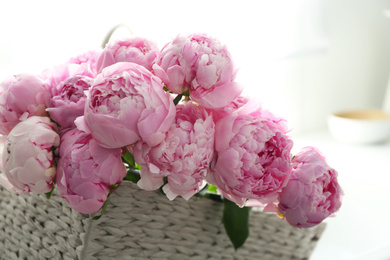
291 130 390 260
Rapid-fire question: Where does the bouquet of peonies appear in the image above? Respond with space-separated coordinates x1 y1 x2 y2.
0 32 343 249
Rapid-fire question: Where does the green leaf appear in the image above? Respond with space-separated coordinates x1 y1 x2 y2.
208 184 218 194
45 182 55 199
122 148 135 167
123 168 141 184
93 196 111 220
223 198 250 250
197 184 223 202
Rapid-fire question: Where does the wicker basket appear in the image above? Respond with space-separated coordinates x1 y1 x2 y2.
0 181 326 260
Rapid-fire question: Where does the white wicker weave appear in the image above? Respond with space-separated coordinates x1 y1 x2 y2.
0 181 326 260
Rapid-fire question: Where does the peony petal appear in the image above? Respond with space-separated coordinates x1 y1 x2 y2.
192 81 244 109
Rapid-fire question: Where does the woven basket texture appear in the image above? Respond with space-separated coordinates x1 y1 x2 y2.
0 181 326 260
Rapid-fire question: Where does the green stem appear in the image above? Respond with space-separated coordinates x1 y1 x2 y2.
173 94 183 105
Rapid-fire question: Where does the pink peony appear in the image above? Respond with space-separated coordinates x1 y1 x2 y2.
0 135 19 193
46 75 93 130
278 146 343 228
41 50 99 94
130 101 215 200
153 35 196 94
42 51 100 130
56 128 127 214
208 104 293 207
1 116 59 194
0 74 50 135
153 34 243 108
209 95 250 122
97 37 159 73
82 62 176 148
42 63 94 90
68 49 100 76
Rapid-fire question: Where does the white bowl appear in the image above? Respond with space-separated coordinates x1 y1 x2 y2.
328 109 390 144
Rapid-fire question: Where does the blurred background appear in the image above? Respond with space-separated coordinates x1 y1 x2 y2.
1 0 390 134
2 0 390 259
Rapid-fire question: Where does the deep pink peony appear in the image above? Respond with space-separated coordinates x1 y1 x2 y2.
46 75 93 131
43 51 100 130
82 62 176 148
153 34 243 108
1 116 59 194
0 74 50 135
97 37 159 73
56 128 127 214
278 146 343 228
130 101 215 200
208 104 293 207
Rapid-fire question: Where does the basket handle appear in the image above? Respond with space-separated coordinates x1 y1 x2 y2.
101 24 133 48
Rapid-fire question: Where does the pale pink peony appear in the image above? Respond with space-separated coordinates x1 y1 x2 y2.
56 128 127 214
97 37 159 73
278 146 343 228
46 75 93 130
82 62 176 148
42 63 94 90
0 74 50 135
153 34 243 108
208 104 293 207
0 135 19 193
41 50 99 94
209 95 250 122
130 101 215 200
1 116 59 194
68 49 100 76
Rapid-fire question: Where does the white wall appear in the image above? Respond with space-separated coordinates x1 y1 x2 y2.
0 0 306 77
285 0 390 134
